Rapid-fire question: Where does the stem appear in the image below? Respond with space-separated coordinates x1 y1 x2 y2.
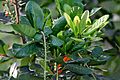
78 53 97 80
13 0 26 43
41 31 47 80
14 0 19 24
56 67 59 80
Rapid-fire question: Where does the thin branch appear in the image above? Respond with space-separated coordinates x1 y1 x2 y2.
13 0 26 43
14 0 19 24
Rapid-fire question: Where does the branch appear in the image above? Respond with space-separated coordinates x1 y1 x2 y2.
14 0 20 24
13 0 27 43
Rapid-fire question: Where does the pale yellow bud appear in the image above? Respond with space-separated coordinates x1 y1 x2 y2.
73 16 80 26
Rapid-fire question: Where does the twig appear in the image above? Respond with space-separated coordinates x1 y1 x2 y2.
14 0 19 24
13 0 26 43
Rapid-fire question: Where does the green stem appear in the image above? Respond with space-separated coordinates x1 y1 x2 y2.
56 67 59 80
41 31 47 80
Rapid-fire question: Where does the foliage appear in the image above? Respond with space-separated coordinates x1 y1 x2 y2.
0 0 118 80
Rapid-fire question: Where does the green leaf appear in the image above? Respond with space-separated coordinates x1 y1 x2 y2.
73 16 80 34
43 8 52 27
20 16 31 26
44 26 52 36
0 59 14 71
64 13 75 32
88 60 107 66
66 58 90 64
82 75 94 80
0 40 8 55
12 24 36 37
90 7 102 16
65 40 73 51
63 4 72 15
64 13 79 36
0 40 5 54
39 59 53 74
71 6 83 18
99 21 109 31
63 0 83 9
51 35 64 47
52 16 67 35
65 64 92 74
55 0 62 15
71 42 85 51
15 43 41 58
92 47 103 58
29 63 44 75
71 37 84 42
79 10 89 33
84 15 109 35
34 33 42 42
20 57 31 67
25 1 44 30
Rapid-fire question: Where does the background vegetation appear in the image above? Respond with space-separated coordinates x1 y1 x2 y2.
0 0 120 80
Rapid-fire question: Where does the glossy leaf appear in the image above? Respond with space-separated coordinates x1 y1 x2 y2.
44 26 52 36
79 10 89 33
66 58 90 64
51 35 64 47
25 1 44 30
88 60 107 66
71 37 84 42
92 47 103 58
34 33 42 42
64 13 75 32
84 15 109 35
20 16 31 26
65 64 92 74
15 43 41 58
12 24 36 38
90 7 102 16
52 16 67 35
65 40 73 51
71 6 83 17
63 4 72 15
71 42 85 51
63 0 83 9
